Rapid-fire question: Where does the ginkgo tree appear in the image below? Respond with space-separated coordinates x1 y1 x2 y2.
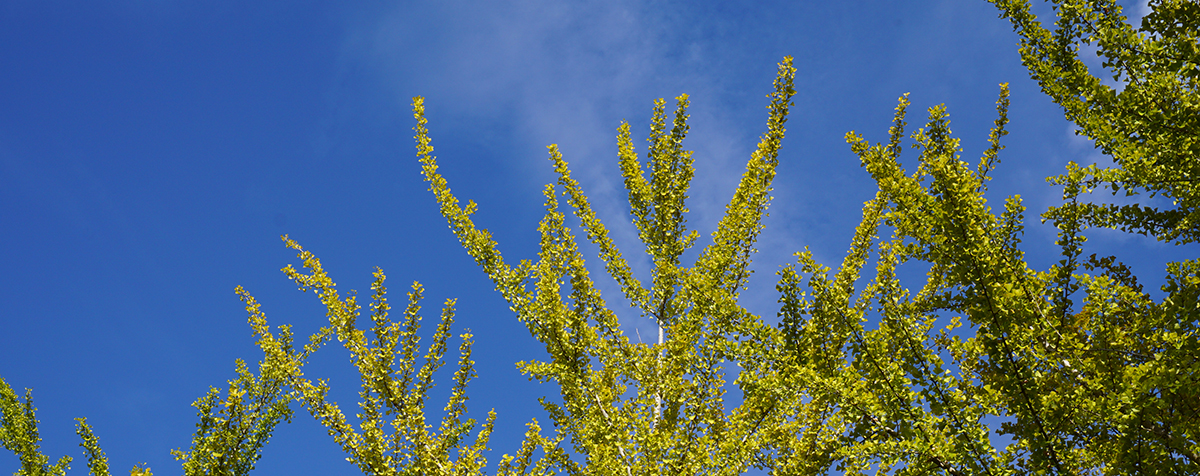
411 57 1031 475
414 45 1196 476
3 1 1197 474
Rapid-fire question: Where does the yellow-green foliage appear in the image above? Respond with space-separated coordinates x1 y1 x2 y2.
1 380 156 476
4 16 1197 473
0 379 71 476
74 418 109 476
415 50 1198 476
168 318 300 476
990 0 1200 243
414 57 797 476
243 236 524 476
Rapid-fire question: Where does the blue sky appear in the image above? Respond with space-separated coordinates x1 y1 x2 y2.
1 0 1187 474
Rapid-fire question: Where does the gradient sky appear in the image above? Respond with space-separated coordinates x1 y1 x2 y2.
2 1 1188 475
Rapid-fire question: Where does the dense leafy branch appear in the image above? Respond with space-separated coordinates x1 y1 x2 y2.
989 0 1200 243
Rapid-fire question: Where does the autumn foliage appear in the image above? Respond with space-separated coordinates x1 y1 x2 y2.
3 1 1197 475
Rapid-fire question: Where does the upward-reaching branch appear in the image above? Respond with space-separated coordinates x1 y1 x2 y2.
696 57 797 296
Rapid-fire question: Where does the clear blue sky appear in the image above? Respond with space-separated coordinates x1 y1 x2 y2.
1 1 1186 474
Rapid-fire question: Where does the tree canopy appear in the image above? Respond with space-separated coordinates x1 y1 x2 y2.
2 1 1197 475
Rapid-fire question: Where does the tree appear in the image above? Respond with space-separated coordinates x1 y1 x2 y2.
415 58 1034 475
412 57 799 475
5 3 1198 474
416 47 1197 476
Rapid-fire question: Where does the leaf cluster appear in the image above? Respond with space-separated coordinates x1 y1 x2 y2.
990 0 1200 243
